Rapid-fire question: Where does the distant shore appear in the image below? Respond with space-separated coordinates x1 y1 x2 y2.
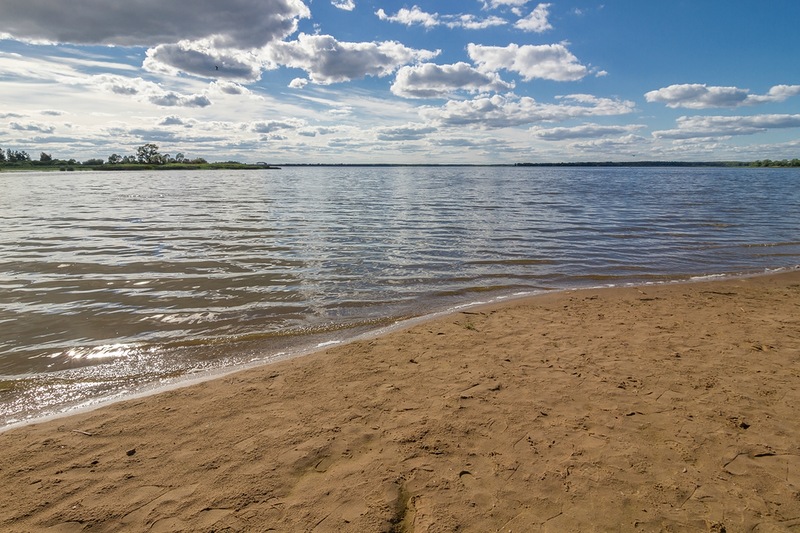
1 270 799 531
3 159 799 172
0 162 280 172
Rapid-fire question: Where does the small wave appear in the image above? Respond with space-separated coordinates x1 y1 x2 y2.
147 312 221 325
743 241 800 248
50 343 147 362
465 258 556 266
317 340 342 348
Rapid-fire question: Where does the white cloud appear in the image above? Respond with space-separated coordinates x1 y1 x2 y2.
376 7 507 30
263 33 438 84
9 121 55 133
645 84 748 109
573 134 645 148
420 93 635 128
468 43 588 82
645 84 800 109
376 6 440 28
376 123 437 141
515 3 552 33
530 122 645 140
0 0 310 49
208 80 252 96
149 92 212 108
752 84 800 103
391 62 514 98
653 114 800 139
157 115 191 127
289 78 309 89
332 0 356 11
482 0 530 9
446 14 507 30
86 74 212 108
250 119 306 133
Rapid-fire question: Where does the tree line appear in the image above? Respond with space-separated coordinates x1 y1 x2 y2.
1 143 799 169
0 143 208 168
750 159 800 167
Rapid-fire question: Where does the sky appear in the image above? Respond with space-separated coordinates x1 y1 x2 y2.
1 0 799 164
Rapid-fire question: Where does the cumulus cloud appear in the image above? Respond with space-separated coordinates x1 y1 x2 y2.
376 6 440 28
653 114 800 139
645 84 748 109
376 7 507 30
10 121 55 133
752 84 800 103
89 75 160 96
209 80 252 96
144 40 263 81
468 43 588 82
263 33 438 84
1 0 311 85
87 74 212 108
391 62 514 98
157 115 190 126
420 93 635 128
149 92 211 108
0 0 310 48
570 134 646 152
250 119 306 133
515 3 553 32
430 137 484 148
332 0 356 11
448 14 507 30
376 123 437 141
645 84 800 109
529 122 645 140
482 0 530 9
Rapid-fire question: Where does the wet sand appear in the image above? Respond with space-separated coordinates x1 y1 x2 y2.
1 271 799 532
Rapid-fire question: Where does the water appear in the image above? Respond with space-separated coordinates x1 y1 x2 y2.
1 166 799 427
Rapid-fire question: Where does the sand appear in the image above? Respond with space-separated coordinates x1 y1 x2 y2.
1 271 799 532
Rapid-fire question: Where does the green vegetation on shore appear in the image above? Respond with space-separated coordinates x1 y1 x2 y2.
0 143 278 171
513 159 800 168
0 143 798 171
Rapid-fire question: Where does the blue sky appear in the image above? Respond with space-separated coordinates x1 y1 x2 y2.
1 0 799 164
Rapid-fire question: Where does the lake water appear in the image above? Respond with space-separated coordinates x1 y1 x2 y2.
1 166 799 427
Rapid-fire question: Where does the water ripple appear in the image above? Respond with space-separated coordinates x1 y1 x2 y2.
1 166 799 426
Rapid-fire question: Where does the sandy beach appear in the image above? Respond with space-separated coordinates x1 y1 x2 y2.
1 271 798 532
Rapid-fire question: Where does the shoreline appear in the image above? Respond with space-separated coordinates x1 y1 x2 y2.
2 270 799 531
4 267 792 433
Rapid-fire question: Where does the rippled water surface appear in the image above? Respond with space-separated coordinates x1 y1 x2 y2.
1 166 798 426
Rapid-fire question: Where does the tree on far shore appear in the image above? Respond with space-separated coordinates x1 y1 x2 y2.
136 143 161 164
